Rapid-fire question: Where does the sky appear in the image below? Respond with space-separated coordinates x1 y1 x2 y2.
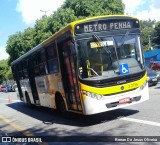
0 0 160 61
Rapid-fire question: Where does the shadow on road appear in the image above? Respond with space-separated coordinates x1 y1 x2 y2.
7 102 139 127
154 86 160 89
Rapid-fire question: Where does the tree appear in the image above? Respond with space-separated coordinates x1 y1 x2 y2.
62 0 124 18
140 20 156 51
0 59 12 83
140 19 156 30
34 16 53 44
22 27 37 52
5 67 12 80
6 27 36 64
6 8 77 64
6 32 24 64
34 8 77 44
152 22 160 46
51 8 77 32
141 27 154 51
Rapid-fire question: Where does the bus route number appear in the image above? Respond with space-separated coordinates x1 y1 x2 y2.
128 82 138 89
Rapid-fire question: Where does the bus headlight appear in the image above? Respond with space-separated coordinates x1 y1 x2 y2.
87 92 103 100
140 81 147 90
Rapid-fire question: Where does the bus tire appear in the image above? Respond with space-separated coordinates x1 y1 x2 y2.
25 92 34 108
55 94 70 118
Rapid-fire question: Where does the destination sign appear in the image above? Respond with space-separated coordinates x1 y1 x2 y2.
75 18 139 35
90 41 113 48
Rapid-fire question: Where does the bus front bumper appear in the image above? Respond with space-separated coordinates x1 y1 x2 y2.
82 84 149 115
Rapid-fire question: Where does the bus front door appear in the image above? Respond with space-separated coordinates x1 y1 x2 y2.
58 40 82 112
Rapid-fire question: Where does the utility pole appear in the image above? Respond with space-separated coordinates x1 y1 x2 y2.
40 10 48 16
149 35 151 50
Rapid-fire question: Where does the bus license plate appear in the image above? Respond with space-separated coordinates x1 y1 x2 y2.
119 97 130 104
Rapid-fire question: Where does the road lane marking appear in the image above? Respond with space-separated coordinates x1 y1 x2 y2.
0 98 20 102
0 115 47 145
121 117 160 127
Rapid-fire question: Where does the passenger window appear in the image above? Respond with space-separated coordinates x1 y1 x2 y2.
17 62 24 79
38 49 47 75
33 54 40 76
46 43 59 73
22 60 28 78
39 49 46 63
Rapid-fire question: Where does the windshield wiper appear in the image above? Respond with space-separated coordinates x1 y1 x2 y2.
118 31 130 49
92 34 110 53
92 34 113 64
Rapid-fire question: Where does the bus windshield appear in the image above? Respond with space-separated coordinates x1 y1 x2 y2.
77 34 144 79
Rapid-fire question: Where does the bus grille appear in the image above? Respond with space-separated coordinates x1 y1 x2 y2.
93 71 145 88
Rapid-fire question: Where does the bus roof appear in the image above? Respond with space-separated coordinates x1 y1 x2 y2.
11 15 138 66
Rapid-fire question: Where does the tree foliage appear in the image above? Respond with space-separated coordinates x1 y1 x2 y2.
152 22 160 46
141 26 154 51
62 0 124 18
0 59 12 83
140 20 156 51
140 19 156 30
52 8 77 32
34 16 53 44
6 32 24 64
6 27 36 64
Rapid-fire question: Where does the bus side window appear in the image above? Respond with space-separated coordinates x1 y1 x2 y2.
33 54 40 76
46 43 59 74
38 49 47 75
18 62 23 79
22 60 28 78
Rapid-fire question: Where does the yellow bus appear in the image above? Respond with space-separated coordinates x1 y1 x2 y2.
11 15 149 116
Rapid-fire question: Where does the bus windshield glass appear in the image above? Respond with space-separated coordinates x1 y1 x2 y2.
77 34 144 79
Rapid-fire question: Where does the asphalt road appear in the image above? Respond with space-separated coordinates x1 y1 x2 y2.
0 84 160 145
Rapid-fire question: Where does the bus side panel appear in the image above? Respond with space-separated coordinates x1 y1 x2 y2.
47 73 65 108
35 76 51 107
35 74 65 108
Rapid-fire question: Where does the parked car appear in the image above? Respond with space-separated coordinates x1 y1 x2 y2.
6 85 13 92
0 86 7 92
0 85 15 92
146 67 159 86
148 61 160 71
